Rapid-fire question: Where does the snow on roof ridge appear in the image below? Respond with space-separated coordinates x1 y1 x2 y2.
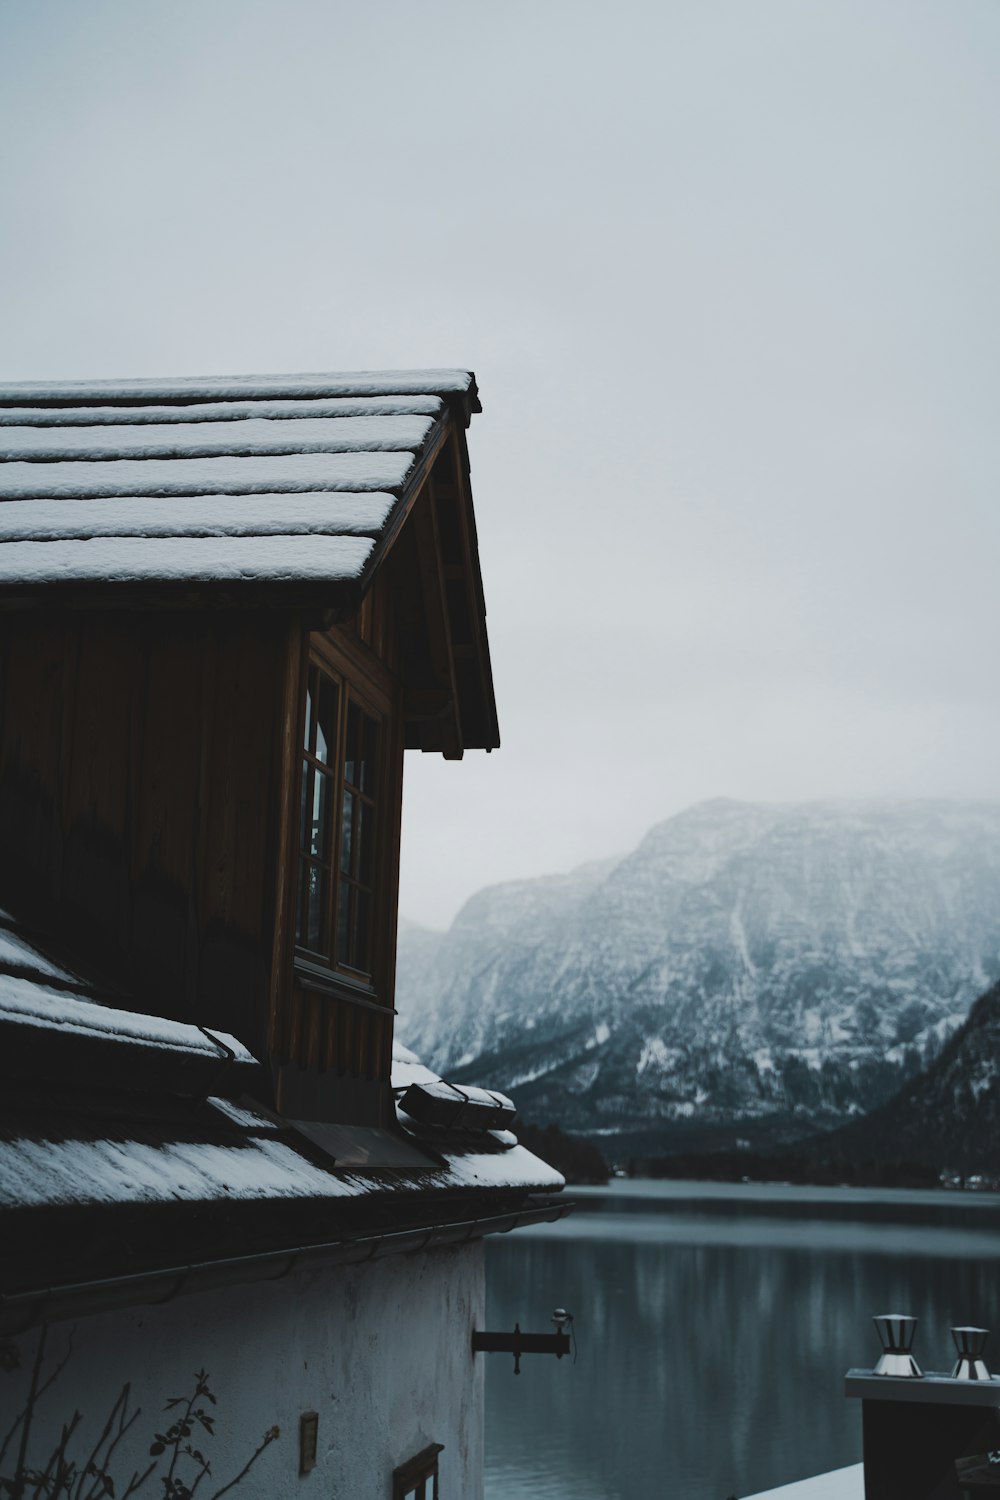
0 370 476 403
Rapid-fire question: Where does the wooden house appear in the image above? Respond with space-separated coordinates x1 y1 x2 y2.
0 371 567 1500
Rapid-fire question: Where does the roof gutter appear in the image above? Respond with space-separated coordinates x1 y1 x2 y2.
0 1196 573 1336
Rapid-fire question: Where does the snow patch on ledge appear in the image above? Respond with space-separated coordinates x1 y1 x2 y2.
0 924 79 983
390 1039 440 1090
437 1143 564 1192
0 1134 347 1208
0 973 254 1060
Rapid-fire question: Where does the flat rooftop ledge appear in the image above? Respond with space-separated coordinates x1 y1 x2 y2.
742 1462 863 1499
845 1369 1000 1406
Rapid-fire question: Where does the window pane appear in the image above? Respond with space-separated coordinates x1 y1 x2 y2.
346 703 379 792
345 702 361 786
300 761 312 850
315 674 339 765
303 667 316 752
310 770 330 859
361 714 379 795
336 882 351 966
357 800 374 886
299 860 327 953
307 864 329 942
340 790 355 876
354 889 371 971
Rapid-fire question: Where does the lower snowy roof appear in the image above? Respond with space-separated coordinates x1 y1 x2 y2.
0 913 566 1321
0 923 563 1218
0 1104 563 1212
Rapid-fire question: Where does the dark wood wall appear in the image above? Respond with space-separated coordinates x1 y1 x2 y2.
0 610 294 1068
0 461 472 1120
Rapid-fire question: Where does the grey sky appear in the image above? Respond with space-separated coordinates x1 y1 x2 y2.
3 0 999 928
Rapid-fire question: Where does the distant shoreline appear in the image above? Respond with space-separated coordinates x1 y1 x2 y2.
619 1150 998 1193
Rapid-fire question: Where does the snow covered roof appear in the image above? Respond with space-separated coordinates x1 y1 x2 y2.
0 923 567 1325
0 370 478 606
2 975 251 1062
0 1096 564 1213
0 909 259 1096
0 925 562 1228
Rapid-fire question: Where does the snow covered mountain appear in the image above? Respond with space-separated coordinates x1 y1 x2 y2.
822 976 1000 1177
396 800 1000 1152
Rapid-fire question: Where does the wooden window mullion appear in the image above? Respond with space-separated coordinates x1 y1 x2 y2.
324 676 346 967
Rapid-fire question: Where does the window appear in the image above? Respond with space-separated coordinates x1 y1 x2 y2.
392 1444 443 1500
296 655 383 981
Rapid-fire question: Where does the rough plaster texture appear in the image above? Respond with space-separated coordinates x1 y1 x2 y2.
1 1243 485 1500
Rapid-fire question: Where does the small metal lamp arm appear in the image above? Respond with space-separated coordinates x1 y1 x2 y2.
472 1309 574 1375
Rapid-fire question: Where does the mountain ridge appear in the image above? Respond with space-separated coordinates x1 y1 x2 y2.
819 975 1000 1176
396 798 1000 1151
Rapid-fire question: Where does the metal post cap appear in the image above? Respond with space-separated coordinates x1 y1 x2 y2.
951 1326 991 1382
873 1314 923 1377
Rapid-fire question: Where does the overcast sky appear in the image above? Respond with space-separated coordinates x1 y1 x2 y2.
2 0 999 929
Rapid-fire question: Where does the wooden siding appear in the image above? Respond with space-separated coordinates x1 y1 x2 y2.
0 611 292 1064
0 433 483 1123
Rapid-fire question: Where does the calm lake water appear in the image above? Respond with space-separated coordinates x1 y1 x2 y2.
484 1179 1000 1500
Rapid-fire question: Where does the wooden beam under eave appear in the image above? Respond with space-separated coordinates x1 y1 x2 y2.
411 468 464 758
435 431 500 750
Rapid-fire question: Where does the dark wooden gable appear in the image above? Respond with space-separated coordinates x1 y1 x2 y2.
0 371 498 1121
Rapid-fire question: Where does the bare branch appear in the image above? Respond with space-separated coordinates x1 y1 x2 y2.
74 1387 128 1500
9 1327 47 1500
36 1413 82 1500
119 1462 155 1500
204 1429 278 1500
1 1329 76 1475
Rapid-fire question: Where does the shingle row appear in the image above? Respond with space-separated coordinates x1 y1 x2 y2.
0 371 473 591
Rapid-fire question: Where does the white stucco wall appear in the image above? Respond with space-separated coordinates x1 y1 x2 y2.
0 1241 485 1500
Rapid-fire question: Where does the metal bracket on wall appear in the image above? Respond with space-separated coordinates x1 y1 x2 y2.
472 1311 573 1375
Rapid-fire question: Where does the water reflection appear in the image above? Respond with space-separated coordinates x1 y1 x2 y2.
486 1183 1000 1500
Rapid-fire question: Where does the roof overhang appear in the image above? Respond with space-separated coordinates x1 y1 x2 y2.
0 369 498 752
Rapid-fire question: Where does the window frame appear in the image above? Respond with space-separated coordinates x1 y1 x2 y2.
292 629 400 1006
